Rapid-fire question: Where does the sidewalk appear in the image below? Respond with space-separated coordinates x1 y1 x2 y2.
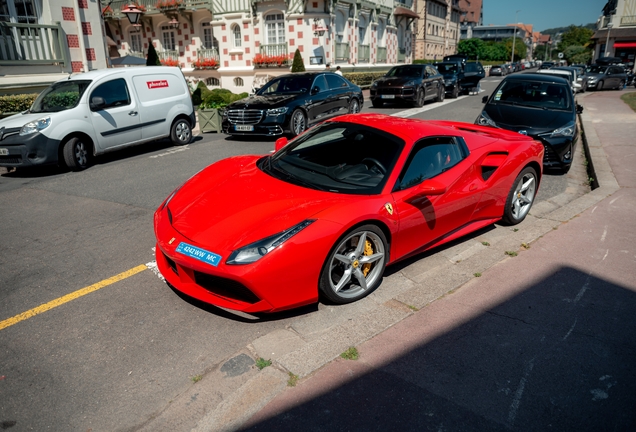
236 90 636 430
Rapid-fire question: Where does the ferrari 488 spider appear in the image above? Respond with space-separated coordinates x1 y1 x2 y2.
154 114 543 313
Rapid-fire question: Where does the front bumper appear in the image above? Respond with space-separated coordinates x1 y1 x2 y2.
0 129 61 167
370 87 417 102
534 134 578 170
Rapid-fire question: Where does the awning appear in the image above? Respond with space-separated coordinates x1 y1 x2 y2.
614 42 636 48
394 6 420 19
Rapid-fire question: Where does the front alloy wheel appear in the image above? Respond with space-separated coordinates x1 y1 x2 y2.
290 109 306 136
348 98 360 113
502 167 538 225
320 225 388 304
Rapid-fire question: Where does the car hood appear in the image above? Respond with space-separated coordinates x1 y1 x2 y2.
167 155 349 251
228 94 302 109
375 77 419 86
484 103 574 134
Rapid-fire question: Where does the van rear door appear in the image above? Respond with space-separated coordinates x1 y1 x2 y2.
89 77 142 150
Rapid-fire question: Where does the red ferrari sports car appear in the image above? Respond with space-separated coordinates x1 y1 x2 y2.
154 114 543 313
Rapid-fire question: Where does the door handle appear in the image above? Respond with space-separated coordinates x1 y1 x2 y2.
129 111 138 116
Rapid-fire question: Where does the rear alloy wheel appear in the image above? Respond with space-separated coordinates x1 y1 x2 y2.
616 80 625 90
348 98 360 113
502 167 538 225
450 84 459 98
319 225 388 304
290 109 306 136
62 137 90 171
414 89 425 107
597 80 604 91
171 119 192 145
436 85 445 102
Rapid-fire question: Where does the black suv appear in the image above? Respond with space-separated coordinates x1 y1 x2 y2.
434 61 485 97
222 72 363 137
369 64 445 107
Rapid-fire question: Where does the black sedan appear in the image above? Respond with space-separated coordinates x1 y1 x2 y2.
222 72 363 137
476 74 583 173
369 64 445 108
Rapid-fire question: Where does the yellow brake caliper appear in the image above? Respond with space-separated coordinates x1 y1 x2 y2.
362 239 374 277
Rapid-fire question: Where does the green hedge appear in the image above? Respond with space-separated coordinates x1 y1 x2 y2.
0 93 38 114
195 83 248 109
342 72 387 88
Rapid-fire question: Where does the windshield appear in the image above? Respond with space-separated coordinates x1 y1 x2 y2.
588 65 607 74
257 76 314 95
435 63 458 74
261 122 404 194
490 80 572 110
386 66 424 78
31 80 91 113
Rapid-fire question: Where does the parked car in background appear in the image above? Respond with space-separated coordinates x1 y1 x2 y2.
489 65 507 76
370 64 445 108
476 74 582 173
586 64 627 90
222 72 363 137
539 61 555 70
569 65 590 92
552 67 583 92
0 67 195 171
535 69 577 93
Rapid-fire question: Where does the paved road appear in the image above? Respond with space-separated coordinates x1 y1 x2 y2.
0 77 589 430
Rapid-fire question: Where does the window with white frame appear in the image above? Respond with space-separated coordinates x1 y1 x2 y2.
130 32 142 53
161 26 176 50
201 22 218 50
265 13 285 45
358 15 367 44
335 10 346 43
0 0 39 24
234 77 244 86
232 24 241 48
377 19 385 46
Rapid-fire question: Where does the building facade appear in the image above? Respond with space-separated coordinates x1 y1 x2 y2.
458 0 482 40
592 0 636 69
413 0 462 60
0 0 109 94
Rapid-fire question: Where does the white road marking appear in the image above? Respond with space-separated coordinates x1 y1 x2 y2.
600 226 607 242
150 145 190 159
573 277 591 303
507 358 535 427
610 196 621 206
393 89 485 118
562 318 577 341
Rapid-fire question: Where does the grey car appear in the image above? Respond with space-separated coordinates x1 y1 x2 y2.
586 65 627 90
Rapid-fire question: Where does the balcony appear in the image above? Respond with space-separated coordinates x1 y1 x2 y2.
0 22 66 65
335 42 349 63
259 43 287 57
197 47 219 62
620 15 636 26
358 44 370 63
158 49 178 61
104 0 212 18
377 47 387 63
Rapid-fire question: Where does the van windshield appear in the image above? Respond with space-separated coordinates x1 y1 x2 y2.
30 80 91 113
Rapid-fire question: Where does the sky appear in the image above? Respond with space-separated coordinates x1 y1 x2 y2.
482 0 607 32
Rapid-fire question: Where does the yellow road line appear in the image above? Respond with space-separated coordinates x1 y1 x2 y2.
0 264 148 331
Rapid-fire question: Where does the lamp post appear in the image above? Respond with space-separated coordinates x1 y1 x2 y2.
510 10 520 65
121 3 143 25
605 22 613 57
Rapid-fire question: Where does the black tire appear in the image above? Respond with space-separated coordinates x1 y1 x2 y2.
616 80 625 90
170 118 192 145
435 84 445 102
450 84 459 99
290 109 306 137
62 137 90 171
371 99 384 108
501 166 538 225
414 89 425 107
319 224 388 304
597 80 604 91
348 98 361 114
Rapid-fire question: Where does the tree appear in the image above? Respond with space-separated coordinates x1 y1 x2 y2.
146 43 162 66
505 37 527 62
558 25 594 51
291 49 305 72
564 45 592 64
457 38 485 60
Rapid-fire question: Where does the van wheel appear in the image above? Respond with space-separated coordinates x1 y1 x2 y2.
62 137 90 171
171 119 192 145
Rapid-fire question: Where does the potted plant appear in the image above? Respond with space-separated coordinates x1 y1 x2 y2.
160 58 180 67
196 87 248 133
155 0 184 11
192 58 219 70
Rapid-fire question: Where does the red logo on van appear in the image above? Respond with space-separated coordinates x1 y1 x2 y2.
147 80 169 89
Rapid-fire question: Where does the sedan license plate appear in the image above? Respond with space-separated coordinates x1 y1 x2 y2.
381 95 395 99
235 125 254 132
0 148 8 156
175 242 222 267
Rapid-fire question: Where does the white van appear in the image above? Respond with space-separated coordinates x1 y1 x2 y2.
0 66 195 171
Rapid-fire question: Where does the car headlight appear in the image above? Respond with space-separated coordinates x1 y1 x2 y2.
266 107 288 117
405 80 416 87
540 121 575 138
371 81 378 89
19 116 51 136
475 111 498 127
227 219 316 264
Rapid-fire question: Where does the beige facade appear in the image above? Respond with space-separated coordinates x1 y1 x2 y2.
413 0 461 61
592 0 636 68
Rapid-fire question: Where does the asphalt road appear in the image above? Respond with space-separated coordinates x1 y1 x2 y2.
0 75 587 431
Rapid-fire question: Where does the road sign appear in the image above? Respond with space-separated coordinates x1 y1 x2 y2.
558 52 564 58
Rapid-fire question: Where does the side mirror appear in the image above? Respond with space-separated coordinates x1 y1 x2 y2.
418 178 447 196
576 104 584 114
274 136 288 152
311 86 320 95
482 95 488 104
90 96 105 110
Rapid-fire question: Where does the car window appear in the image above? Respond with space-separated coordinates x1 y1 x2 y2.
589 65 607 74
465 63 482 72
90 78 130 110
396 137 466 190
31 80 90 113
387 66 423 78
426 66 439 77
325 74 348 90
435 63 458 74
259 75 313 95
492 80 571 110
312 75 328 92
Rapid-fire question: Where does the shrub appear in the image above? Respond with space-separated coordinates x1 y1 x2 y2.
342 72 387 87
291 48 305 72
200 88 248 109
146 44 162 66
0 93 38 114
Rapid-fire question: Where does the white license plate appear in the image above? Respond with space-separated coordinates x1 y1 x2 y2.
0 148 8 156
381 95 395 99
235 125 254 132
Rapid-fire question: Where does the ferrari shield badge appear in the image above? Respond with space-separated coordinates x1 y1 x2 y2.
384 203 394 215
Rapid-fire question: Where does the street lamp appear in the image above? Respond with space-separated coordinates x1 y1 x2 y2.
121 4 143 25
605 22 613 57
168 17 180 29
510 10 520 65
